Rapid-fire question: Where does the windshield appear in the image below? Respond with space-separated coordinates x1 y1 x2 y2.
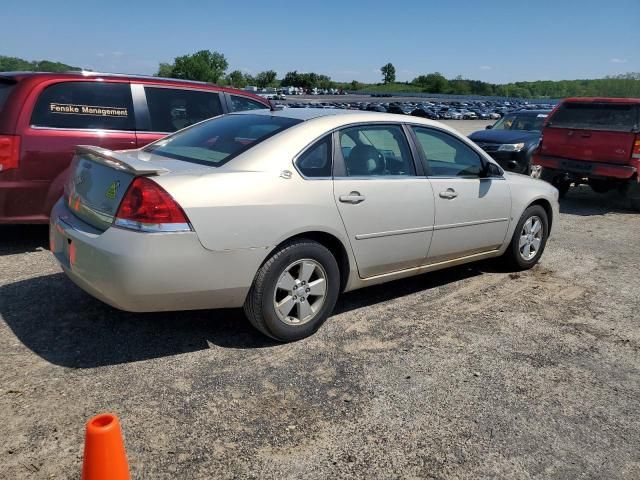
548 103 639 132
144 114 302 166
491 113 548 132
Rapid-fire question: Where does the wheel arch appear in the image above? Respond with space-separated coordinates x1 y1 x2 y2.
263 231 352 293
528 198 553 233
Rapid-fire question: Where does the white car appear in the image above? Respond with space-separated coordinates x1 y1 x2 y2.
50 109 559 341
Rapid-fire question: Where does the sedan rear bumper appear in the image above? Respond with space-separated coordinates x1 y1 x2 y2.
49 199 268 312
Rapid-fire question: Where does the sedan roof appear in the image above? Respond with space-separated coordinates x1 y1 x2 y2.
234 107 366 121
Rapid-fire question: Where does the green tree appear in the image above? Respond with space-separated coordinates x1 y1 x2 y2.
350 80 362 91
255 70 278 88
381 63 396 84
226 70 247 88
412 72 448 93
281 71 302 87
158 50 228 83
156 62 174 78
0 55 80 72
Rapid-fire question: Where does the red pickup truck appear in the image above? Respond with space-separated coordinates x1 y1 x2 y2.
533 97 640 210
0 71 270 224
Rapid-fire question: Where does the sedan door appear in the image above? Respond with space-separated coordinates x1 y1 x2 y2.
411 126 511 263
333 124 435 278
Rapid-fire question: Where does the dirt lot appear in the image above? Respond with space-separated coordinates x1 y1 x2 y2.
1 131 639 478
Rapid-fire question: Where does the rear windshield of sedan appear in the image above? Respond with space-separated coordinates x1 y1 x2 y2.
548 103 640 132
144 114 302 166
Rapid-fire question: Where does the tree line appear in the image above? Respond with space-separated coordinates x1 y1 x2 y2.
153 52 640 98
2 52 639 99
0 55 80 73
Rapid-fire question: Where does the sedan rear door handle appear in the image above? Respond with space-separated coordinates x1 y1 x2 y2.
439 188 458 199
339 191 366 204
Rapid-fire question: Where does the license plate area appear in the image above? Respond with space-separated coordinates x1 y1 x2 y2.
51 220 74 269
560 159 593 173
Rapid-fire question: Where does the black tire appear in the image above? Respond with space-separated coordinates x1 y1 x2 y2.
627 179 640 211
502 205 549 270
243 239 340 342
538 167 570 198
589 179 614 194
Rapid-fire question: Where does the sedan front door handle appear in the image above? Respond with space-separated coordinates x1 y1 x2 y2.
439 188 458 199
339 191 366 204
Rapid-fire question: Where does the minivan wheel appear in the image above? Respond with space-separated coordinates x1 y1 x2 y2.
244 239 340 342
502 205 549 270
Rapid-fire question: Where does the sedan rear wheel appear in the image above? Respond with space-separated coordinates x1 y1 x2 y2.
244 239 340 342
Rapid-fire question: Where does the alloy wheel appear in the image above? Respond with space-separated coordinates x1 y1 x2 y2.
519 215 543 261
273 259 328 326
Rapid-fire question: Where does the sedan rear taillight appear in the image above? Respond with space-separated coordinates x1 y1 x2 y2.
0 135 20 172
114 176 192 232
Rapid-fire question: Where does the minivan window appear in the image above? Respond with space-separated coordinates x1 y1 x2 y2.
144 87 224 133
144 114 301 167
31 82 134 130
229 95 268 112
549 102 639 132
0 81 15 112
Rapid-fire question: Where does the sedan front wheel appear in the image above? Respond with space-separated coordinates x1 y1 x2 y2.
502 205 549 270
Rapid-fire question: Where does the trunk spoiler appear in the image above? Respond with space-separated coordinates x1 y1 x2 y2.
75 145 169 176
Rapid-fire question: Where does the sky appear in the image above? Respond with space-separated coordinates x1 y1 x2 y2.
2 0 638 84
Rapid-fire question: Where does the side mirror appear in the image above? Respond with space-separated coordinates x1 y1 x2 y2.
485 124 493 130
480 162 501 178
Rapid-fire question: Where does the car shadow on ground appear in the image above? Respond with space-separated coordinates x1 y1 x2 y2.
0 224 50 255
560 185 636 216
0 262 493 369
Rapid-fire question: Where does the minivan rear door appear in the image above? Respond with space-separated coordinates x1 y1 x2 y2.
132 84 225 147
543 101 639 165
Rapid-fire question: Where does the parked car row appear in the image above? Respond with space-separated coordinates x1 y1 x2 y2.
280 99 555 122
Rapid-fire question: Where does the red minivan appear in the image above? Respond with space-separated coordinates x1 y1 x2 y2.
533 97 640 209
0 71 270 223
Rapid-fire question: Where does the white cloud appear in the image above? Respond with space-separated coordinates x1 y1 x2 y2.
610 58 628 64
480 65 492 70
111 51 124 57
96 53 105 57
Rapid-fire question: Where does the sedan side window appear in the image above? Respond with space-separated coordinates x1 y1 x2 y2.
295 135 332 178
412 127 483 177
338 125 415 177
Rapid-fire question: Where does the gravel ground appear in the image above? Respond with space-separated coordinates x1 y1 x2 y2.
1 138 639 478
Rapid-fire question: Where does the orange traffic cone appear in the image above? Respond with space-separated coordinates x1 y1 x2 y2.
81 413 131 480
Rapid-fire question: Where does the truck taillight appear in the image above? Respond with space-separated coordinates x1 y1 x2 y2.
632 138 640 160
114 177 192 232
0 135 20 172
